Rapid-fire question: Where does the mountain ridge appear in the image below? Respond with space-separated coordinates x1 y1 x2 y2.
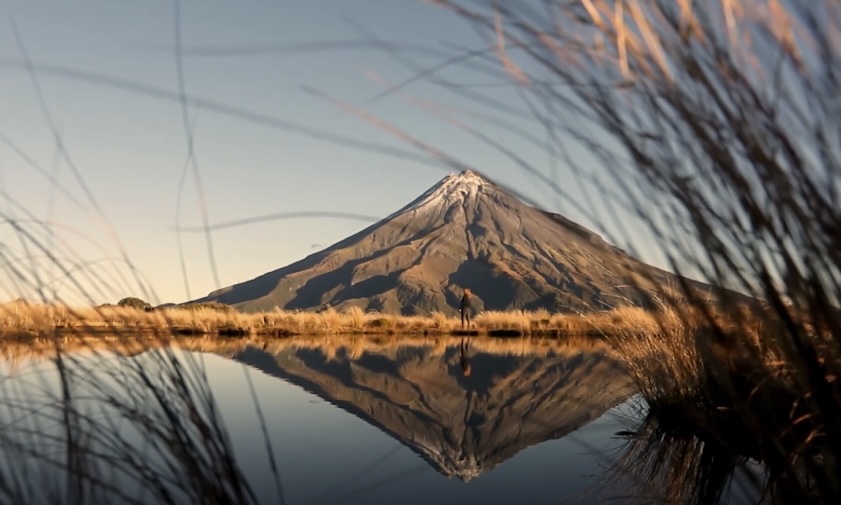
195 170 711 314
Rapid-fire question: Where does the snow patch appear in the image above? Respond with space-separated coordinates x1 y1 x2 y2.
387 169 492 220
414 443 486 482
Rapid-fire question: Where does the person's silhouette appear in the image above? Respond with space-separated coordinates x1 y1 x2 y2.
460 288 473 329
459 336 471 377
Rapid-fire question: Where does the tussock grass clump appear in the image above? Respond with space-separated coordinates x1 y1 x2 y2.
606 307 704 401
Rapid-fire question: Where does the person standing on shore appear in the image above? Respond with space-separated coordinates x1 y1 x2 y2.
460 288 473 329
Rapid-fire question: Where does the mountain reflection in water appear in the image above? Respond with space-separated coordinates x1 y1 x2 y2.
223 337 636 483
0 336 638 505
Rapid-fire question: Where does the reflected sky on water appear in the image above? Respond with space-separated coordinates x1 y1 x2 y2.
0 337 645 504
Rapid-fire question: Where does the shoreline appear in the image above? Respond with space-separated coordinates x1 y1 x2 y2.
31 325 610 339
0 300 760 342
0 332 619 368
2 320 613 340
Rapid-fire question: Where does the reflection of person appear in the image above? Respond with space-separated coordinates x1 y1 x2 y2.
459 336 471 376
460 288 473 329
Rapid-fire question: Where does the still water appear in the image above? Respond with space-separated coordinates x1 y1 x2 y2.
217 339 636 504
0 336 755 504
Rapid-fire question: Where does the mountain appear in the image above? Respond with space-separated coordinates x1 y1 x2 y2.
222 341 635 482
195 169 703 314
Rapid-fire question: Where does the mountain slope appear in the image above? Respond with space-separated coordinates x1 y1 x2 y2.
195 170 700 314
223 342 635 482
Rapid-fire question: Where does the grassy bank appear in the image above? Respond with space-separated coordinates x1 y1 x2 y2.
604 307 840 503
0 300 745 339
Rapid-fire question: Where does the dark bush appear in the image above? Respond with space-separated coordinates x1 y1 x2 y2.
117 297 152 311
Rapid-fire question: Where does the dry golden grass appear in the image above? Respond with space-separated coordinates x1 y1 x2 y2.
252 332 611 358
603 306 707 399
0 332 613 369
0 300 750 339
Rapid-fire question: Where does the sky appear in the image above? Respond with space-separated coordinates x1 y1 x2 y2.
0 0 677 306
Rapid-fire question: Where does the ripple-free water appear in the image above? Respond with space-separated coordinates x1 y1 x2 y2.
0 337 758 504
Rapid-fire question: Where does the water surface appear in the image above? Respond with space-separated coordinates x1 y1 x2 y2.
0 337 642 504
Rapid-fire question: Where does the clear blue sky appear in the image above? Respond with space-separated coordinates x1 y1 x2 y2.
0 1 675 306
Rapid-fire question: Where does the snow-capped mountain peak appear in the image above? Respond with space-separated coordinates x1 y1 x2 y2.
396 169 493 216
